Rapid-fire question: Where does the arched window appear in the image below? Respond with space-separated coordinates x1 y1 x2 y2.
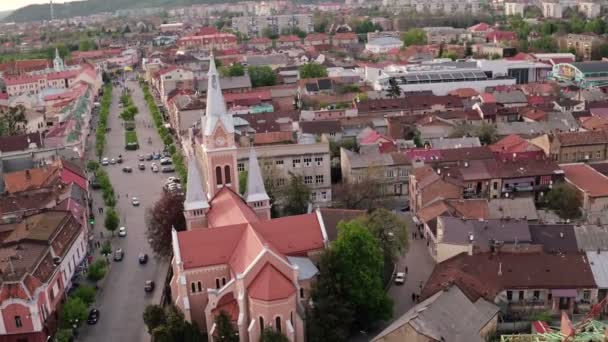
300 288 304 298
191 283 196 293
197 282 202 292
222 277 226 286
275 316 281 333
216 166 223 185
259 317 264 332
215 279 220 289
224 165 231 184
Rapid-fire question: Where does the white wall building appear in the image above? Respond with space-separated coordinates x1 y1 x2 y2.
504 2 525 16
579 2 601 18
543 2 563 18
365 37 404 54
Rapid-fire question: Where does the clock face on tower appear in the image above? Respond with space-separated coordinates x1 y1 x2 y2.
215 136 226 147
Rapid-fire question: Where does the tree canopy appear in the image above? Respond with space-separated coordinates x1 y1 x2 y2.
299 63 328 79
544 183 582 220
280 173 311 216
248 66 277 88
145 192 186 259
220 63 245 77
401 28 426 46
214 311 239 342
358 208 409 265
260 328 289 342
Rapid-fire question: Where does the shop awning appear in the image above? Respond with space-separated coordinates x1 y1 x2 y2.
551 289 577 297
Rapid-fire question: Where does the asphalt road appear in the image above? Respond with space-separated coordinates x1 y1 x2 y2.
79 80 170 342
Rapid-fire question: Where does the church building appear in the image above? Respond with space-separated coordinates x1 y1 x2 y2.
170 57 335 341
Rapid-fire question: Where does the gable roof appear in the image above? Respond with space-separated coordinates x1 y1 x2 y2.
422 252 597 302
562 163 608 197
206 187 260 227
248 263 296 301
372 285 498 342
556 130 608 146
3 165 62 194
317 208 366 242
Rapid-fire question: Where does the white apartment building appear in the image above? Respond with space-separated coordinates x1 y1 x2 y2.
236 143 332 206
543 1 563 18
231 14 314 37
579 2 601 18
382 0 481 14
504 2 525 16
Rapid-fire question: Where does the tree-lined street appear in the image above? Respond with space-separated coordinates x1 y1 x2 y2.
80 79 170 342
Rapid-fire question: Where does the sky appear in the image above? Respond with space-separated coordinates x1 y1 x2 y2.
0 0 77 12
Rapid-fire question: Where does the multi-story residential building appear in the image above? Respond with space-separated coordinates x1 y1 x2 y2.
382 0 481 14
156 67 195 104
545 130 608 163
276 35 302 48
340 147 411 197
504 2 525 16
423 27 469 44
561 163 608 222
561 34 605 61
579 1 601 18
542 1 563 18
231 14 313 38
0 210 86 342
236 143 333 206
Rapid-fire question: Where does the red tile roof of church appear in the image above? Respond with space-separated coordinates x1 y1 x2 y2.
248 263 295 301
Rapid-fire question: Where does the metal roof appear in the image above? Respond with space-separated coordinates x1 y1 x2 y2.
586 251 608 288
571 61 608 74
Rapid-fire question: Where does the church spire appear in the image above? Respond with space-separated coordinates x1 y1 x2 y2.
53 48 64 72
202 55 234 137
245 148 270 207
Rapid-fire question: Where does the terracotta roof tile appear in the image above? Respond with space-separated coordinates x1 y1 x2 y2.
0 132 43 153
206 188 260 228
3 165 62 194
556 130 608 146
247 263 295 301
562 163 608 197
253 213 325 255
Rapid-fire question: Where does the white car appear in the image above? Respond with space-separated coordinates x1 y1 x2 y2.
118 227 127 237
131 197 140 206
151 163 159 173
394 272 405 285
167 177 179 183
101 157 109 166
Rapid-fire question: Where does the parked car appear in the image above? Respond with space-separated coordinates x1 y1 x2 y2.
151 163 159 173
138 253 148 264
114 249 124 261
394 272 405 285
101 157 109 166
110 158 116 165
144 280 155 292
138 163 145 170
153 152 161 160
161 166 175 173
160 157 172 165
87 308 100 325
146 154 154 161
131 197 140 206
118 227 127 237
122 166 133 173
138 154 145 161
167 177 180 184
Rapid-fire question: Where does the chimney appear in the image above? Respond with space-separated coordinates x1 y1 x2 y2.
498 262 502 276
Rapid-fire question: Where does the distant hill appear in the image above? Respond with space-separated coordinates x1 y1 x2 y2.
4 0 237 23
0 10 13 20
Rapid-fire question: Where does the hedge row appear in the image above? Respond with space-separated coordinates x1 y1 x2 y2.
141 83 187 184
120 91 139 149
95 84 113 157
95 169 116 207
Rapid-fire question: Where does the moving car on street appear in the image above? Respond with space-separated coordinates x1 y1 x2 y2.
101 157 109 166
122 166 133 173
131 197 140 206
87 308 100 325
394 272 405 285
138 253 148 264
114 248 124 261
118 227 127 237
144 280 155 292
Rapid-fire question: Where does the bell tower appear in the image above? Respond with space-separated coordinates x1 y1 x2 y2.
200 56 238 198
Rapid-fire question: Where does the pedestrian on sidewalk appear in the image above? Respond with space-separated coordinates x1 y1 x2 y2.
411 292 416 302
416 294 420 302
405 266 408 274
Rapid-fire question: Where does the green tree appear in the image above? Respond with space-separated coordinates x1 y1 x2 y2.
59 297 88 327
0 105 28 136
281 173 311 216
260 328 289 342
79 38 95 51
238 171 248 196
214 311 239 342
104 208 119 235
401 28 426 46
539 21 557 36
360 208 409 265
72 285 96 306
531 36 557 52
386 78 401 98
568 16 585 34
441 51 458 61
86 160 99 172
299 63 328 79
123 24 131 34
308 249 355 342
220 63 245 77
544 183 582 220
145 192 186 259
100 240 112 256
87 259 107 281
476 122 498 145
333 220 392 327
55 328 73 342
524 5 542 17
248 66 277 88
143 305 166 334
